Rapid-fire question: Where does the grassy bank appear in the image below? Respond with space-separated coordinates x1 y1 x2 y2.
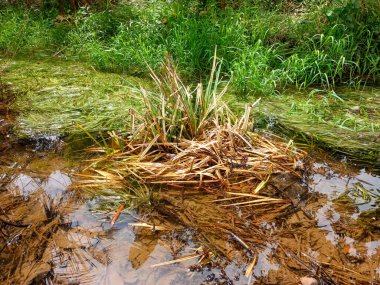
0 0 379 95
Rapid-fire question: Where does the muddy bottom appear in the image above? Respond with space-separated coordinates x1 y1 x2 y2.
1 134 379 285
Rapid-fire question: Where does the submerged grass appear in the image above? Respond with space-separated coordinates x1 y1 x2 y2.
0 58 148 137
1 56 378 167
256 88 380 164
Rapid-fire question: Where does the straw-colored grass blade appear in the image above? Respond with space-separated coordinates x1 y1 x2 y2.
128 222 168 231
245 255 257 278
150 253 202 268
253 173 271 194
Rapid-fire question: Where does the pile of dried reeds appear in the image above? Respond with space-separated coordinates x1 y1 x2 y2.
76 54 306 195
78 127 304 192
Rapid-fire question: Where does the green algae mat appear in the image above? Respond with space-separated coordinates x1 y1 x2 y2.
0 57 146 137
257 89 380 165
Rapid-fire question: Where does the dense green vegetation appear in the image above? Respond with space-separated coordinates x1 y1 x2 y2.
0 0 379 95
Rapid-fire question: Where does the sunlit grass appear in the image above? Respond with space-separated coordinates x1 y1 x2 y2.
256 87 380 163
0 58 147 137
0 1 378 93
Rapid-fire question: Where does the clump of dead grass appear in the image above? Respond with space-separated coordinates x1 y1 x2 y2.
74 54 306 273
76 54 306 197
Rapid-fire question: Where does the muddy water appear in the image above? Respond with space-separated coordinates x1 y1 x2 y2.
0 139 241 284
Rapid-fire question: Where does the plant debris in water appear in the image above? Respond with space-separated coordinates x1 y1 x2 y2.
74 58 380 284
0 139 91 284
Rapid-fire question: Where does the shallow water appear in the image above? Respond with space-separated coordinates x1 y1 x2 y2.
1 70 379 284
256 87 380 167
1 137 379 284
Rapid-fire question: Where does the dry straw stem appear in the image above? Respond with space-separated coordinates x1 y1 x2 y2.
150 253 202 268
128 222 168 231
150 246 213 268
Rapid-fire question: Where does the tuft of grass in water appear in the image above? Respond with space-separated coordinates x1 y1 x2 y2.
71 61 304 243
75 56 304 190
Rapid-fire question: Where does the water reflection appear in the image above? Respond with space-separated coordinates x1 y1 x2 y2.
311 163 380 211
315 202 341 245
8 170 72 201
2 142 380 284
309 159 380 264
366 240 380 257
63 202 250 285
253 243 279 277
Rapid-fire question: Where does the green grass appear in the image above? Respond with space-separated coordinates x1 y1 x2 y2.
0 8 69 56
0 0 379 94
139 54 235 143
